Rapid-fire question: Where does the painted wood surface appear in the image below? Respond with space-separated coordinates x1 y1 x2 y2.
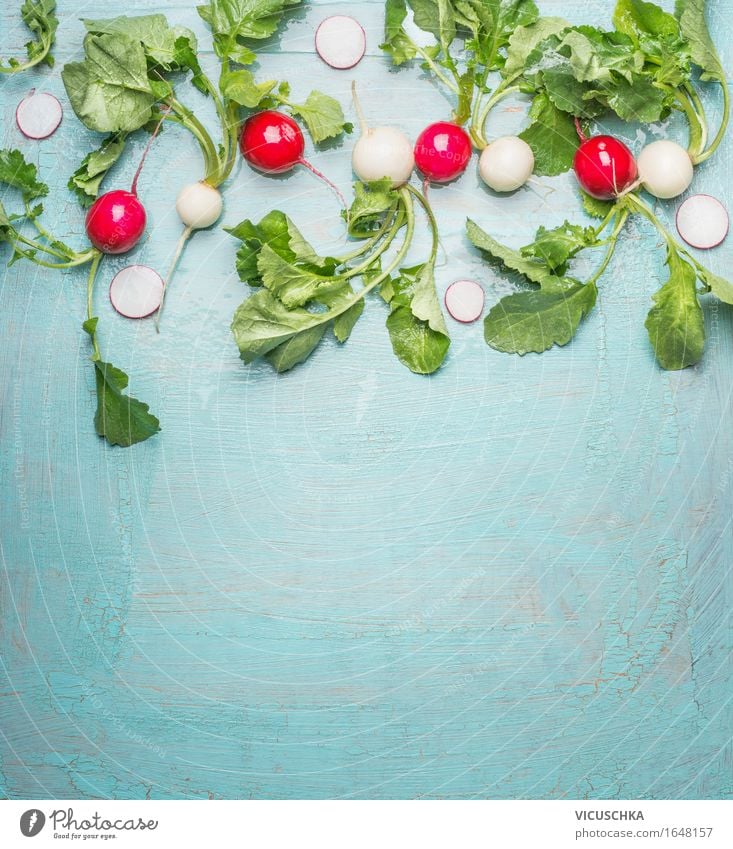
1 0 732 800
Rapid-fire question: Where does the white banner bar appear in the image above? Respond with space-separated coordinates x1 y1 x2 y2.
2 799 732 848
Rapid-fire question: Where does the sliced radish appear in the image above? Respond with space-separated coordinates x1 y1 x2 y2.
445 279 485 323
315 16 366 70
16 90 63 140
109 265 164 319
676 194 729 249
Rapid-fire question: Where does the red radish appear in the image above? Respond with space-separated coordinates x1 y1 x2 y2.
444 279 485 323
109 265 164 318
676 194 729 249
240 110 346 207
573 135 637 200
315 16 366 69
84 109 166 255
86 191 146 254
16 90 63 139
414 122 472 183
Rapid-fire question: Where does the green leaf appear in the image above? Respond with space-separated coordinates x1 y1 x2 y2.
582 192 614 219
467 218 554 286
675 0 725 81
18 0 58 68
91 359 160 447
518 92 578 177
521 221 598 273
503 17 569 79
454 68 474 125
347 179 398 238
265 324 326 371
587 72 668 123
68 135 126 207
62 34 156 133
381 0 418 65
83 15 198 70
383 262 450 374
614 0 679 41
197 0 301 62
287 91 349 144
220 67 276 107
227 210 328 284
256 244 343 308
696 263 733 305
172 36 209 94
231 288 323 363
386 305 450 374
484 281 597 354
645 247 704 369
0 149 48 200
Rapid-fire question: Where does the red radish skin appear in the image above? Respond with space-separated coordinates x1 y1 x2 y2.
109 265 164 318
240 110 347 208
85 191 146 255
240 111 305 174
573 135 637 200
315 16 366 69
16 90 63 139
445 279 485 323
676 194 729 249
414 122 472 183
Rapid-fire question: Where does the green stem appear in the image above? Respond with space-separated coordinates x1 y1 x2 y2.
165 97 221 183
406 184 439 263
471 83 521 149
411 41 460 94
674 89 706 159
337 202 400 262
85 252 104 360
587 211 628 286
696 79 730 164
342 208 403 279
593 205 619 238
0 35 53 74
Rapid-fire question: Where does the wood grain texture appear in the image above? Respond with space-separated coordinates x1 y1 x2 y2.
1 0 732 800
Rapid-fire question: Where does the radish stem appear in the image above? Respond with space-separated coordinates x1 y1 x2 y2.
155 226 193 332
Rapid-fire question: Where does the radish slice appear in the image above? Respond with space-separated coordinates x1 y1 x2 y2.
676 194 729 249
16 90 63 140
445 279 485 323
109 265 164 319
315 16 366 69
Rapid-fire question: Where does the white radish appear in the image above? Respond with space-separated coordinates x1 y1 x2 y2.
176 181 223 229
637 140 693 199
315 16 366 70
478 136 534 192
109 265 164 319
445 279 485 323
676 194 729 249
16 90 63 140
350 82 414 187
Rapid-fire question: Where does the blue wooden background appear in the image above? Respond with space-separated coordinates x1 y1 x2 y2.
1 0 732 800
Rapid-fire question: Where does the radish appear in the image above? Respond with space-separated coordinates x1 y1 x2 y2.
573 130 637 200
175 181 223 230
84 112 165 255
15 90 62 140
350 82 414 187
637 140 693 200
445 279 484 323
315 16 366 70
414 121 472 183
478 136 534 192
676 194 729 249
109 265 164 318
240 109 345 203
